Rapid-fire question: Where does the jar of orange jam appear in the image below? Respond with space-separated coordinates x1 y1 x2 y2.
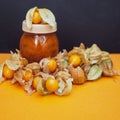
20 21 59 63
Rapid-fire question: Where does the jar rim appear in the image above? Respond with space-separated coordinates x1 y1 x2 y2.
22 20 57 34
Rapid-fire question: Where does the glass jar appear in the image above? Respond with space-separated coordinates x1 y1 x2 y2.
20 21 59 63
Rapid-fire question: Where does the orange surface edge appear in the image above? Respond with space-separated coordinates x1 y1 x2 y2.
0 53 120 120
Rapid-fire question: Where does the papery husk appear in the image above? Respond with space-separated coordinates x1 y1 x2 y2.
0 63 4 78
5 60 20 71
10 50 28 68
25 7 57 29
0 50 28 77
0 61 18 83
54 50 69 71
12 69 25 85
69 66 86 84
81 63 91 76
36 77 52 95
39 58 49 73
55 69 72 82
85 44 110 65
100 62 120 76
55 70 73 96
24 78 35 95
87 65 103 80
55 78 73 96
0 63 5 83
26 7 38 29
25 62 40 70
85 44 102 56
36 72 55 80
25 62 40 75
35 72 55 95
68 43 86 56
39 8 57 28
12 68 34 94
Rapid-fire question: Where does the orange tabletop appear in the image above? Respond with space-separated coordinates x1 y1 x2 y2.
0 53 120 120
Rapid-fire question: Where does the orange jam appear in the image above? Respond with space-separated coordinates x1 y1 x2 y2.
20 21 59 63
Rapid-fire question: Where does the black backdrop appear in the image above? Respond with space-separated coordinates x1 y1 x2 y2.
0 0 120 53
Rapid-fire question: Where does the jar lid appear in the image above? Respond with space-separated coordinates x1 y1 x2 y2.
22 20 57 34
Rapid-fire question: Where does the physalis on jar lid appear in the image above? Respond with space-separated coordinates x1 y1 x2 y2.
20 7 59 63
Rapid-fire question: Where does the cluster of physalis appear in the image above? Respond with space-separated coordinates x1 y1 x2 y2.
0 43 120 96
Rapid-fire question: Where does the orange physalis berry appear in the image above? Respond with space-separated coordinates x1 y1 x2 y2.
22 70 33 82
3 64 15 79
33 76 41 89
46 78 59 92
32 11 42 24
69 54 81 67
47 59 57 73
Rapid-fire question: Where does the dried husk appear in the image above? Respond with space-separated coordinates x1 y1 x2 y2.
85 44 110 65
55 78 73 96
25 62 40 75
69 66 86 84
25 62 40 70
26 7 38 29
10 50 28 67
39 58 49 73
36 77 52 95
55 50 69 71
55 70 73 96
0 50 28 82
0 62 5 83
36 72 55 80
99 61 120 76
39 8 57 28
87 65 103 80
0 63 4 78
12 68 34 94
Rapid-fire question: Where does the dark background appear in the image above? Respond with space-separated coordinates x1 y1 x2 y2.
0 0 120 53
